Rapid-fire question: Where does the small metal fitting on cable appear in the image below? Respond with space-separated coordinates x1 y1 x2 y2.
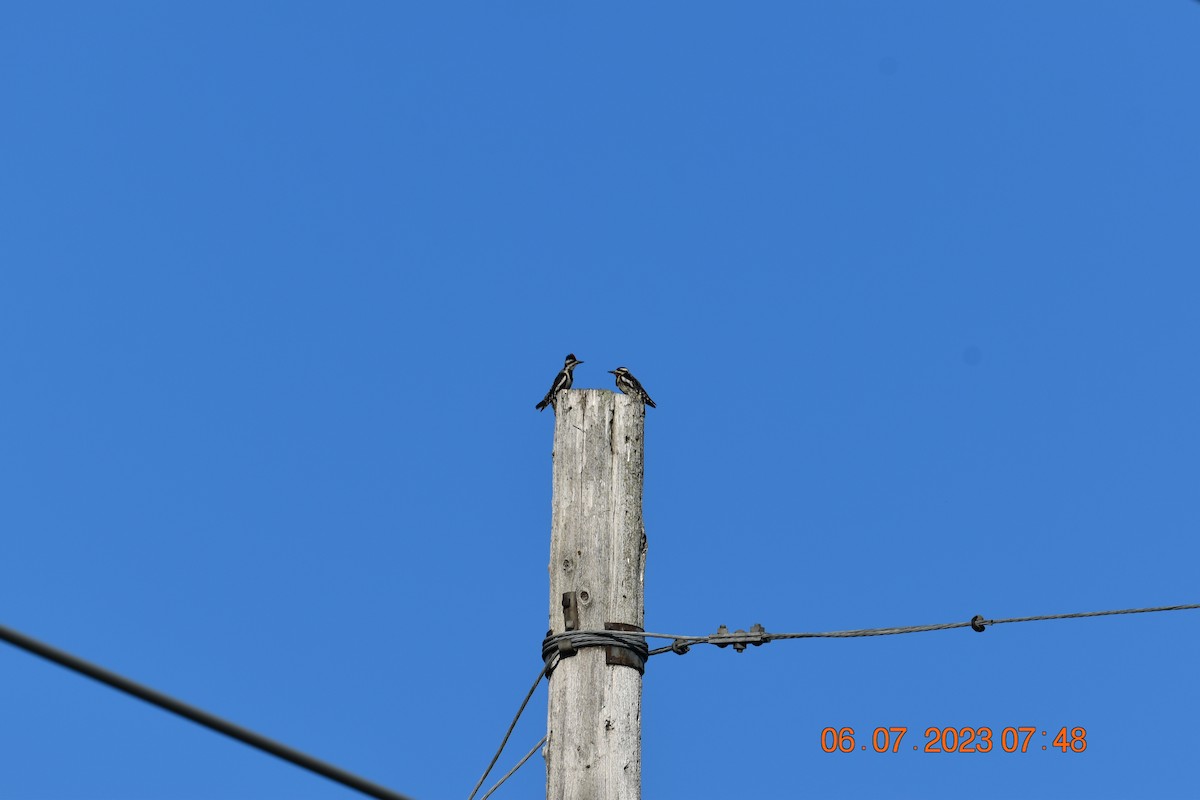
970 615 987 633
712 623 771 653
546 628 577 659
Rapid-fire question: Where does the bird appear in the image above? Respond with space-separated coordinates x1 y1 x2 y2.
608 366 656 408
536 353 583 411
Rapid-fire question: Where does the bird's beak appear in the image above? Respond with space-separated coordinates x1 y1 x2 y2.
607 370 616 374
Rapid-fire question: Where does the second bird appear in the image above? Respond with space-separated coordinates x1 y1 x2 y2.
609 367 656 408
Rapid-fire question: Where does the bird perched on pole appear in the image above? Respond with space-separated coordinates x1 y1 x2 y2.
536 353 584 411
608 367 656 408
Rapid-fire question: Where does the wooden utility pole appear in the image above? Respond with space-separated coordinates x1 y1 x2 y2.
546 389 647 800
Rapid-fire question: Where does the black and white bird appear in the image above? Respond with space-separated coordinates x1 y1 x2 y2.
536 353 584 411
608 367 656 408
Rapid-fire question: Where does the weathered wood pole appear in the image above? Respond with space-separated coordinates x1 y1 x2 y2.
546 388 647 800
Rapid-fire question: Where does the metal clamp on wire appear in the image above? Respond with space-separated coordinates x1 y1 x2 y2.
711 623 771 653
970 615 987 633
545 628 578 660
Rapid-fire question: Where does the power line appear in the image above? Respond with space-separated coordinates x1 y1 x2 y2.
763 602 1200 642
0 623 415 800
978 603 1200 628
768 604 1200 642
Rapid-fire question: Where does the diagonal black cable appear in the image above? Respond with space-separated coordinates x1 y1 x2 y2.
466 656 556 800
479 734 547 800
0 623 415 800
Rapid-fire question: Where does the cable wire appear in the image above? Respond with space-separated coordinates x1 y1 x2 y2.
0 623 415 800
618 603 1199 656
770 602 1200 640
466 656 557 800
479 734 548 800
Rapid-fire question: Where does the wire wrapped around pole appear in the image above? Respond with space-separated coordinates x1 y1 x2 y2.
540 630 651 673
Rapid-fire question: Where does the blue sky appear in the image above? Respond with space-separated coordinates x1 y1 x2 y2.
2 3 1199 798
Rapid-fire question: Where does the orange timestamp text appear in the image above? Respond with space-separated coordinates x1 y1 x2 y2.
820 726 1087 754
